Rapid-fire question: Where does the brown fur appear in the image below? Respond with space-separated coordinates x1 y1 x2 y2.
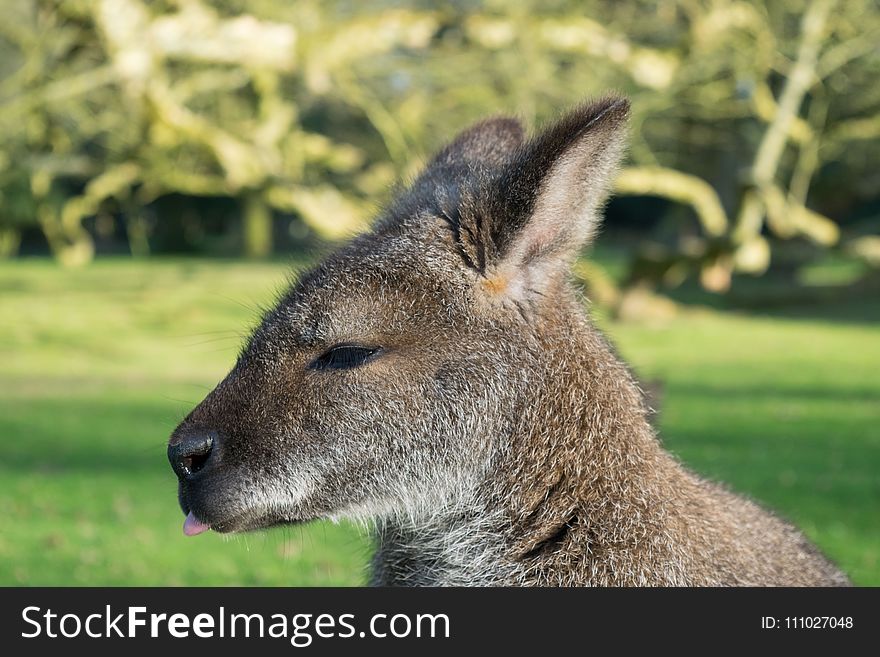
169 97 850 586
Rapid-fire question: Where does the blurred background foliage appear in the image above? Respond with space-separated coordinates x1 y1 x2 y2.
1 0 878 587
1 0 878 314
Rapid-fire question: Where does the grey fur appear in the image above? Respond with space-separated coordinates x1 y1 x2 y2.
169 97 850 586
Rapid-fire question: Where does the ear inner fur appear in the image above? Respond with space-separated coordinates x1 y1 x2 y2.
458 97 630 303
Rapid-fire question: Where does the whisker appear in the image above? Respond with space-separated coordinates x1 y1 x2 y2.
182 336 243 347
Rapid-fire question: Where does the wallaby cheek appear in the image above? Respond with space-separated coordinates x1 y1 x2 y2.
294 372 463 516
365 356 513 506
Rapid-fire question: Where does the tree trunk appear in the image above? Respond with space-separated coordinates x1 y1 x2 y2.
243 192 272 258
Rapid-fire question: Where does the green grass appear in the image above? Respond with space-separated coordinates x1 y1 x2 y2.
0 257 877 585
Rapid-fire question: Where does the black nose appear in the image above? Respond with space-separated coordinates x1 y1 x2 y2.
168 431 216 480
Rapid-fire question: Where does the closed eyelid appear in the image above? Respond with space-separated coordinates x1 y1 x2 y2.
308 344 382 371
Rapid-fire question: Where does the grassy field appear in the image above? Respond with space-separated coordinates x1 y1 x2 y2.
0 257 877 585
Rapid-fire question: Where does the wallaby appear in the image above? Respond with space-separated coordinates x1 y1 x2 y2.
168 97 850 586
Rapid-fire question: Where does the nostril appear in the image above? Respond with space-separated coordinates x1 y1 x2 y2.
169 432 215 479
182 446 211 476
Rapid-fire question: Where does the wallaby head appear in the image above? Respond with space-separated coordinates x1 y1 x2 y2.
167 97 849 586
169 97 630 536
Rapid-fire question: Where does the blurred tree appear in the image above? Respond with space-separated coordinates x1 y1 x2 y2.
0 0 877 309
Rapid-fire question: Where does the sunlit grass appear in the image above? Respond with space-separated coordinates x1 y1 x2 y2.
0 257 876 585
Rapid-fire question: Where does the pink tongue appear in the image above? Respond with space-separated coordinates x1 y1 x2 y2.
183 512 210 536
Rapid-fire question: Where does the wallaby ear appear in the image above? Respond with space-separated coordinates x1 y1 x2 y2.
389 117 525 227
462 97 629 299
428 117 525 172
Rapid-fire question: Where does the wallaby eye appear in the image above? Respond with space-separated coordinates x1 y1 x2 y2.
309 344 380 371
